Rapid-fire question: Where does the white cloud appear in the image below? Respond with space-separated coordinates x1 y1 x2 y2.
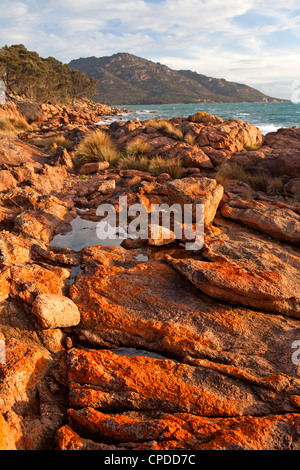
0 0 299 98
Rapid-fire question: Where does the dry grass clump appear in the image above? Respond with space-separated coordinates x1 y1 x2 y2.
119 154 150 172
148 119 183 141
286 195 300 205
216 161 284 196
216 161 249 183
264 177 284 195
149 156 184 179
74 129 120 166
119 152 184 179
0 114 29 135
189 112 209 122
29 135 72 156
183 132 197 146
126 137 149 157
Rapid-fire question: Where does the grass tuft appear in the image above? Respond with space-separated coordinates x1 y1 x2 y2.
216 161 284 196
0 114 29 135
74 129 120 166
148 119 183 141
29 135 72 156
149 156 184 179
119 154 150 172
126 137 149 157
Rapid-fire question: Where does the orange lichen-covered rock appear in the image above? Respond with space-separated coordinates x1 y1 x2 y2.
220 198 300 244
66 348 299 417
0 338 49 412
165 255 300 318
9 263 69 304
70 245 300 386
67 407 194 444
67 348 244 416
56 425 124 450
165 219 300 318
0 413 16 450
57 412 300 450
0 272 10 302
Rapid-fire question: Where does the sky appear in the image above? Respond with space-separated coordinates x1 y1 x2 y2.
0 0 299 99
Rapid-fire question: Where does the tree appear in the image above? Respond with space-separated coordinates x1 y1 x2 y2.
0 44 99 104
69 69 98 104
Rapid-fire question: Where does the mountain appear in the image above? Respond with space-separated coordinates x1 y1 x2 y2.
68 52 282 105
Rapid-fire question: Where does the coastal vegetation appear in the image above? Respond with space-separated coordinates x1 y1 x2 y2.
0 114 29 135
74 129 120 166
216 161 285 196
148 119 184 141
0 44 97 104
28 135 72 156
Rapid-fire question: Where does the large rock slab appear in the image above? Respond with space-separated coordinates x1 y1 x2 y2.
66 348 299 416
230 148 300 178
70 246 300 383
165 220 300 318
220 198 300 244
0 338 49 413
57 410 300 450
167 177 223 224
194 119 263 153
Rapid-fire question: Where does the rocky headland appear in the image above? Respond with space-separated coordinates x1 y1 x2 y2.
0 99 299 450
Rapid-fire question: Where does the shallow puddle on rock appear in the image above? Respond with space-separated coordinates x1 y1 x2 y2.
50 215 127 252
69 265 83 285
110 347 178 362
134 253 149 263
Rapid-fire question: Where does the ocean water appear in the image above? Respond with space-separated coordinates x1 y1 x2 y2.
99 102 300 135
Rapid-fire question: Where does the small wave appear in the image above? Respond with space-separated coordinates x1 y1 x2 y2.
237 113 250 116
134 109 157 114
257 123 280 135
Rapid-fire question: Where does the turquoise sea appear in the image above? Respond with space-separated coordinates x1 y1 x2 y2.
99 102 300 135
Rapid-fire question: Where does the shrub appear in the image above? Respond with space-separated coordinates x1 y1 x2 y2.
243 144 262 151
149 156 184 179
0 116 16 134
265 177 284 196
9 116 29 130
74 129 120 166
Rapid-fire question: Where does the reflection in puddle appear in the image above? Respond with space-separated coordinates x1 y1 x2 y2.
110 347 178 362
69 265 83 285
135 253 149 263
50 215 127 252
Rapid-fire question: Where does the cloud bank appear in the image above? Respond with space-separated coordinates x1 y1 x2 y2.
0 0 299 98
